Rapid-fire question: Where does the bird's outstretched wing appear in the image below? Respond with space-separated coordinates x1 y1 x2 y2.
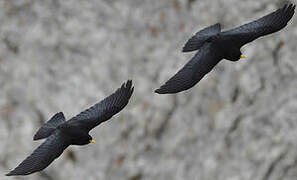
155 43 222 94
6 131 70 176
222 4 295 47
69 80 134 131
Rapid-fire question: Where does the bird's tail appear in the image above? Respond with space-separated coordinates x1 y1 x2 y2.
33 112 65 140
182 23 221 52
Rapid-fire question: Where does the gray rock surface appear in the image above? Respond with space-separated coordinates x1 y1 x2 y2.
0 0 297 179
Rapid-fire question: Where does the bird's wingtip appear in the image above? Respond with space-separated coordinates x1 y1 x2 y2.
284 3 295 10
121 79 133 90
5 172 14 176
154 88 166 94
5 171 27 176
126 79 132 86
154 88 161 94
182 48 190 53
33 134 41 141
125 80 134 91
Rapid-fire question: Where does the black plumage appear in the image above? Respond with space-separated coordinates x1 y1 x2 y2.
155 4 295 94
6 80 134 176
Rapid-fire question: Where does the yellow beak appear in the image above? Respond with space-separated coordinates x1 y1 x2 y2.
89 140 96 143
240 55 246 59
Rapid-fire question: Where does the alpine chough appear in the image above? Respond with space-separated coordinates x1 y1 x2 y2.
155 4 295 94
6 80 134 176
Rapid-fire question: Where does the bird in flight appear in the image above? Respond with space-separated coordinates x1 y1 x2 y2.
6 80 134 176
155 4 295 94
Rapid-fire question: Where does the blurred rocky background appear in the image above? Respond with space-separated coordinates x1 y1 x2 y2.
0 0 296 179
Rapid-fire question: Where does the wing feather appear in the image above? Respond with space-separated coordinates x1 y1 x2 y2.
155 43 222 94
222 4 295 47
69 80 134 131
6 131 70 176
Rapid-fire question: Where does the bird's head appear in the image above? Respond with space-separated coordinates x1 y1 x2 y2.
74 134 96 145
88 135 96 144
225 48 246 61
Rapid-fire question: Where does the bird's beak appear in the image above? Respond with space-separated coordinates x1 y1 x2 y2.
89 140 96 143
240 55 246 59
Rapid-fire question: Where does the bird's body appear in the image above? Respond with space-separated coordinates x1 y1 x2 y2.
56 123 91 145
6 80 134 176
155 4 295 94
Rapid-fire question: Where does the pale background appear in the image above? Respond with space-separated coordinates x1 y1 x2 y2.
0 0 297 179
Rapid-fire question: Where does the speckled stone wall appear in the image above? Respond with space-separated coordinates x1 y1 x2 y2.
0 0 297 179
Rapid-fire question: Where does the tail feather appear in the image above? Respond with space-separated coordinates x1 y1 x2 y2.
182 23 221 52
33 112 65 140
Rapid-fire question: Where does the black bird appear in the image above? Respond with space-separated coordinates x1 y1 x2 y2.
6 80 134 176
155 4 295 94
